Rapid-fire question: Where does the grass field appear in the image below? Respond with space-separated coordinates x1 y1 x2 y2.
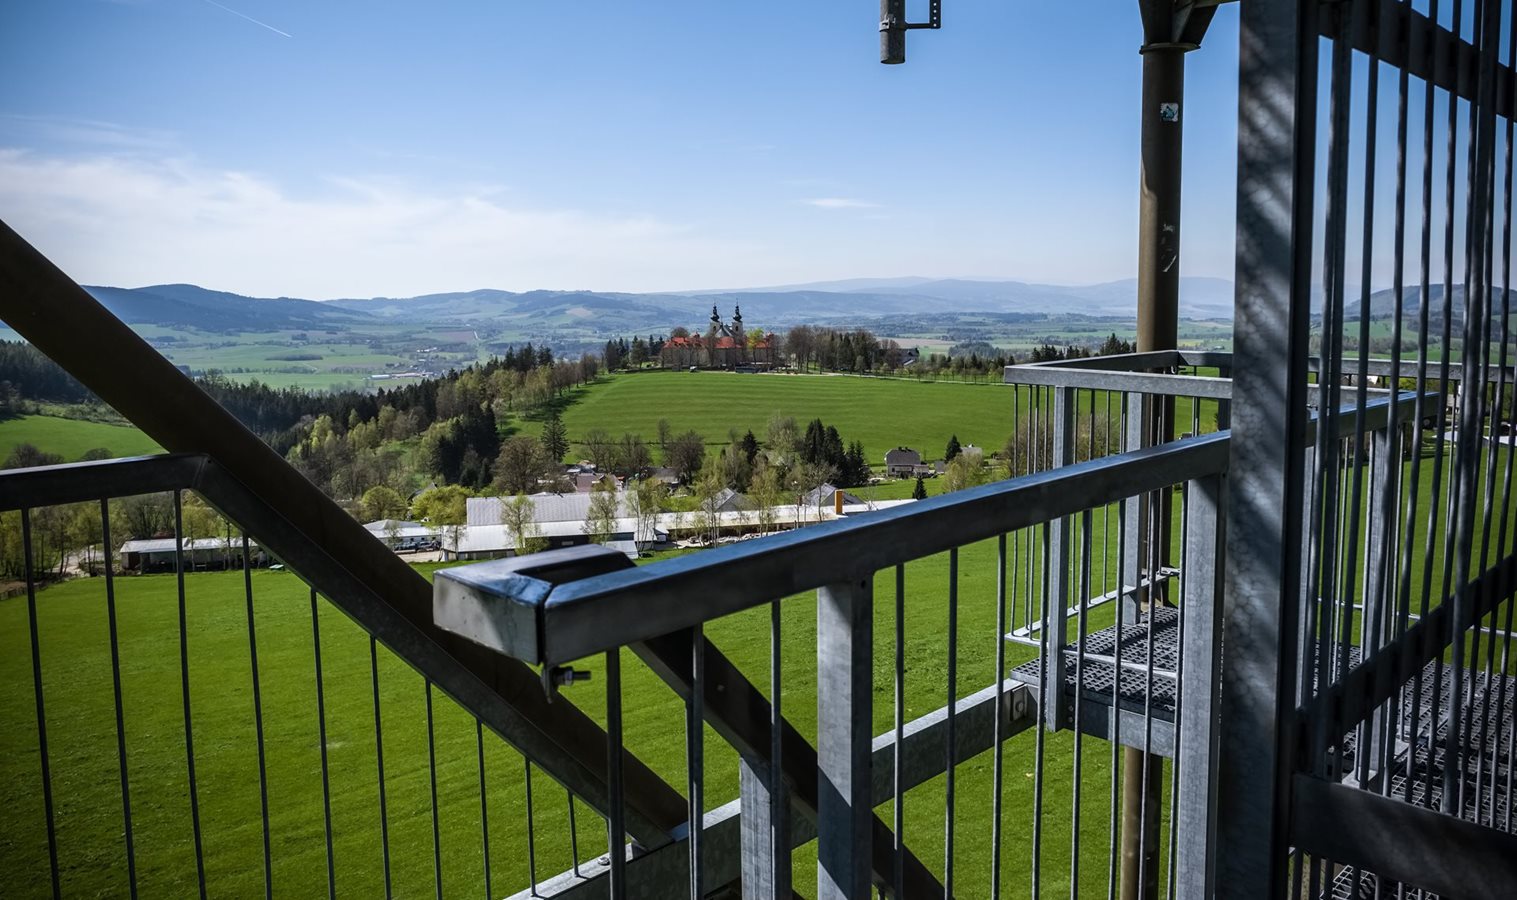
2 531 1172 900
558 371 1018 462
0 415 161 462
9 444 1507 899
555 370 1223 465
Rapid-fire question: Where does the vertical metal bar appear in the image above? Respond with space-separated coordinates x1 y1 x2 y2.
1071 509 1093 898
606 649 627 900
895 565 907 899
242 533 272 900
100 501 139 900
992 537 1007 900
567 792 580 880
525 759 539 894
477 720 491 900
816 576 874 900
21 509 60 900
1216 0 1317 894
1132 478 1164 900
310 587 336 900
172 492 208 899
1175 474 1224 899
1374 5 1412 807
1398 0 1442 811
370 636 393 899
1422 0 1466 812
1361 425 1397 788
1123 393 1150 622
1032 523 1052 897
1109 499 1127 900
687 625 705 899
1344 0 1384 795
1045 387 1076 731
945 547 958 898
771 596 789 895
1309 0 1353 785
1167 480 1187 900
426 680 443 900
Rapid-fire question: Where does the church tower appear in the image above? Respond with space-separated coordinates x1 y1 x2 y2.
731 305 745 363
706 304 721 367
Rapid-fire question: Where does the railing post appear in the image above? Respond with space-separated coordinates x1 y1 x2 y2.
1175 472 1224 899
1356 423 1397 785
1043 386 1077 730
1123 392 1152 620
816 577 874 900
739 756 790 899
1216 0 1317 893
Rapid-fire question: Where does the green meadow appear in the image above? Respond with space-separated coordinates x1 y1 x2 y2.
555 370 1224 463
558 370 1020 461
3 524 1176 900
0 415 161 462
7 442 1510 900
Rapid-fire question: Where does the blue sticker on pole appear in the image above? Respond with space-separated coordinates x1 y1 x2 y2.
1160 102 1180 123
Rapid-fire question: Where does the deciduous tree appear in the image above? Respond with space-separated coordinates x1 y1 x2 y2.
583 478 620 543
494 436 547 495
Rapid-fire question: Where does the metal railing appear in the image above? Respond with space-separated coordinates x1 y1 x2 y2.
1221 0 1517 896
0 456 675 899
429 362 1447 900
436 426 1229 899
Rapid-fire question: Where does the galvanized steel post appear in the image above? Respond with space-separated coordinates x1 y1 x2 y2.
816 577 875 899
1175 473 1225 898
1216 0 1318 895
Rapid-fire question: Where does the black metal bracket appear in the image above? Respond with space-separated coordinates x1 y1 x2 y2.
880 0 940 64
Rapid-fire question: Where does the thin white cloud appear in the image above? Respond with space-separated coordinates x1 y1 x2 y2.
0 115 179 152
0 149 763 297
804 197 880 210
200 0 292 38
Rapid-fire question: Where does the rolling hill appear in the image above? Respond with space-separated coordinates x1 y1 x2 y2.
80 275 1238 337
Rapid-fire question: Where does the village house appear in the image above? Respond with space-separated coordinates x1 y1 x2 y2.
884 446 923 478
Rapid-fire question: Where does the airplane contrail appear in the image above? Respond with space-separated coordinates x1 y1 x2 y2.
200 0 292 38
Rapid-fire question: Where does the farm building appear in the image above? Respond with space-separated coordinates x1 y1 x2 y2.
800 483 866 510
362 519 436 550
118 537 269 572
466 492 630 527
441 517 666 562
708 487 754 513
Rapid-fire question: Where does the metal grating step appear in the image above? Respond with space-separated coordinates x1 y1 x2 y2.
1007 607 1180 712
1317 666 1517 900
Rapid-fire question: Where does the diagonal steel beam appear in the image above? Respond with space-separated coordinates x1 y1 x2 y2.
0 218 688 848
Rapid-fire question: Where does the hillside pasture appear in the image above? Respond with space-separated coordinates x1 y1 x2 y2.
554 370 1225 467
560 370 1020 462
0 415 161 462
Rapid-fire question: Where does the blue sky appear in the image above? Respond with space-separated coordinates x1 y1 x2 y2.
0 1 1244 298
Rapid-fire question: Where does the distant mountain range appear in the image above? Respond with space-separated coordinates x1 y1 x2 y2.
84 283 370 331
1348 284 1517 324
81 276 1240 333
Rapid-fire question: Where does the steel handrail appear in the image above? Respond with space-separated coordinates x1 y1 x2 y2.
438 430 1232 667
